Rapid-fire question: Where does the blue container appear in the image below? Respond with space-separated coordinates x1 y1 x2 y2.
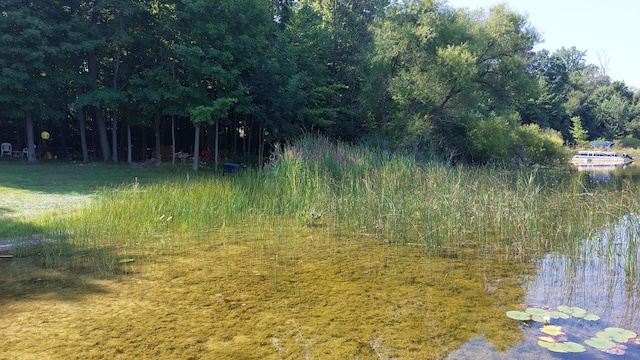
223 162 241 174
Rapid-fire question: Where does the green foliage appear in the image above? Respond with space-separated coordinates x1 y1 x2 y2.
468 114 516 163
512 124 568 166
366 1 539 159
620 137 640 149
1 0 639 166
190 98 238 125
569 116 588 145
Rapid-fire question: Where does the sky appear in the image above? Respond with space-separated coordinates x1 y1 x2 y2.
445 0 640 90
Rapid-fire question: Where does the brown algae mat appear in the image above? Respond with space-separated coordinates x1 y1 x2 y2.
0 228 533 359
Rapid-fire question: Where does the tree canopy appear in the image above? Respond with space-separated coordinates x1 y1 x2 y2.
1 0 637 166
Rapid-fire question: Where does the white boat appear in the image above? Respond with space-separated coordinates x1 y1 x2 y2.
570 150 633 166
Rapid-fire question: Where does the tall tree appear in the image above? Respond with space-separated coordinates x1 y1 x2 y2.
173 0 271 170
0 0 71 163
366 1 539 160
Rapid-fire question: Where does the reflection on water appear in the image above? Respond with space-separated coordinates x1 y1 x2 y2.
527 214 640 329
449 214 640 359
578 162 640 186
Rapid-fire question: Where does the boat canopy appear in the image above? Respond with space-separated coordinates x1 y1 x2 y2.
590 141 614 148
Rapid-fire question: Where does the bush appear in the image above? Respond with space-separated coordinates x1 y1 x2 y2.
512 124 569 166
468 114 516 164
620 137 640 149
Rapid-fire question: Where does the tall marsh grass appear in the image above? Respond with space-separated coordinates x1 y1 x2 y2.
56 136 640 271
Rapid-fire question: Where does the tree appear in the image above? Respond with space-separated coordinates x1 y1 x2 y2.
0 0 69 163
173 0 271 170
569 116 588 145
366 1 539 161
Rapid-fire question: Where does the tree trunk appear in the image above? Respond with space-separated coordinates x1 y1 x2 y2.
126 117 132 164
111 109 118 163
25 110 37 163
79 107 90 163
154 115 162 165
171 116 176 164
94 106 111 162
191 123 200 171
111 45 121 164
214 121 219 170
258 124 263 171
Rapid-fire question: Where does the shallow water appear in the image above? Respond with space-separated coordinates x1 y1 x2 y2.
448 214 640 359
1 226 537 359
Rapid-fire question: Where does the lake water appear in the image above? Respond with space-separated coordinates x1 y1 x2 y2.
449 164 640 359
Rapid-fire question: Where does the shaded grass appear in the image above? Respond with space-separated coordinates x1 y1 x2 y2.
0 161 202 238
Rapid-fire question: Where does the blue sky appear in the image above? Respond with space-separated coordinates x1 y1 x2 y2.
445 0 639 90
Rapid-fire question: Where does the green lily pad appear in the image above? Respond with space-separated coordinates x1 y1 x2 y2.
560 342 587 353
526 308 547 317
601 327 637 342
537 340 585 353
585 337 616 350
506 310 531 321
540 325 564 336
537 340 562 352
582 313 600 321
557 305 586 317
531 315 546 323
546 311 570 320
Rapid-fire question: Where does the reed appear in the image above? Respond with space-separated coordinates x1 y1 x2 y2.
19 136 640 272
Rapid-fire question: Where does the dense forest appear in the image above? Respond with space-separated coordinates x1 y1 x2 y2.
1 0 639 168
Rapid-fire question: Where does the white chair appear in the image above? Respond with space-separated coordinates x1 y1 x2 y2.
22 148 28 157
0 143 11 157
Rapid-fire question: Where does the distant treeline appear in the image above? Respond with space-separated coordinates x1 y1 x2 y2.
1 0 638 166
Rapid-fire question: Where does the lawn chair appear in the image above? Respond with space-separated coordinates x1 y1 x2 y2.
0 143 11 157
175 151 190 164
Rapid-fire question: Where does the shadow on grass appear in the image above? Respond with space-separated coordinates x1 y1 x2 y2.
0 160 200 195
0 236 141 304
0 217 49 238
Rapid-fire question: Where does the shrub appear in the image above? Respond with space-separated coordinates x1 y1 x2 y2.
468 114 516 164
512 124 569 166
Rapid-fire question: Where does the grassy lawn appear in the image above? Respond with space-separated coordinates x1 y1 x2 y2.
0 160 202 236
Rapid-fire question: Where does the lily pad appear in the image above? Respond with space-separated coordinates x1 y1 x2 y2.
531 315 547 323
585 337 616 350
557 305 586 317
537 340 585 353
600 327 637 342
537 336 558 343
582 313 600 321
526 307 547 317
546 311 570 320
506 311 531 321
540 325 564 336
601 344 628 355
